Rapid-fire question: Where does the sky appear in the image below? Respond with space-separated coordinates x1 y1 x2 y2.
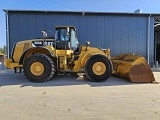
0 0 160 48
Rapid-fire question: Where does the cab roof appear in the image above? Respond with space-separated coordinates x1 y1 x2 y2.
54 26 76 30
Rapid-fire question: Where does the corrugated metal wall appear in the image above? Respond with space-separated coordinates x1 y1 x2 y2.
7 11 154 63
156 31 160 44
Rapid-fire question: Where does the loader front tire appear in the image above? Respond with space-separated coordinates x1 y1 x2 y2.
84 55 112 82
24 54 56 83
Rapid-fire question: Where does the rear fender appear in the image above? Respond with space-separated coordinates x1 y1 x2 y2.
19 47 55 64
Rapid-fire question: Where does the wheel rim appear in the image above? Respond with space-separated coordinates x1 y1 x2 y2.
30 62 44 76
92 62 106 75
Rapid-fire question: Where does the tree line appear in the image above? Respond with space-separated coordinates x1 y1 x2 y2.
0 45 7 55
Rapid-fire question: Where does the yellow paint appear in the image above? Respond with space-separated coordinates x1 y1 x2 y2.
5 38 111 73
56 50 73 56
13 41 32 62
46 46 55 55
4 59 22 69
23 46 55 64
92 62 106 75
73 46 110 72
5 39 56 69
30 62 44 76
111 54 155 82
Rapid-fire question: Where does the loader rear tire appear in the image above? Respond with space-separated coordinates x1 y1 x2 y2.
24 54 56 83
84 55 112 82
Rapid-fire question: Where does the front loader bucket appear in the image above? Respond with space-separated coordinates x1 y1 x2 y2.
112 54 155 83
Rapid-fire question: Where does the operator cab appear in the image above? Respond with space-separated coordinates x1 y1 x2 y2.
54 26 79 51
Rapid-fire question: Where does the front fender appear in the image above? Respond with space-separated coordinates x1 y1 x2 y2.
80 51 105 68
73 46 106 72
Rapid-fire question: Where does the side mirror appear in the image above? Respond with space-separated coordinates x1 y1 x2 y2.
86 41 90 46
85 41 90 51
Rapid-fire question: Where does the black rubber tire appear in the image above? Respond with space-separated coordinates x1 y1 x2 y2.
23 54 56 83
84 54 112 82
83 75 89 80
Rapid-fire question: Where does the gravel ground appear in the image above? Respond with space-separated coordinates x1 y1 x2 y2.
0 63 160 120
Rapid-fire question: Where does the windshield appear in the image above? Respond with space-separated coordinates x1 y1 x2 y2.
54 27 79 51
70 29 79 51
55 29 69 41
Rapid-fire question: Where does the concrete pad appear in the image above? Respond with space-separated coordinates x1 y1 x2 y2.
0 66 160 120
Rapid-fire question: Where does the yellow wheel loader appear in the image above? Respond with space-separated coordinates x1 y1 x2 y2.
4 26 155 83
5 26 112 82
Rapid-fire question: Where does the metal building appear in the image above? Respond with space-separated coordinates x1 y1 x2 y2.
3 10 160 65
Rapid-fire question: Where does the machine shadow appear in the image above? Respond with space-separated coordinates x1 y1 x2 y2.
152 68 160 72
0 69 141 87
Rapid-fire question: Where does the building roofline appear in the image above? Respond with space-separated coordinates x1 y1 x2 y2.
3 9 160 16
